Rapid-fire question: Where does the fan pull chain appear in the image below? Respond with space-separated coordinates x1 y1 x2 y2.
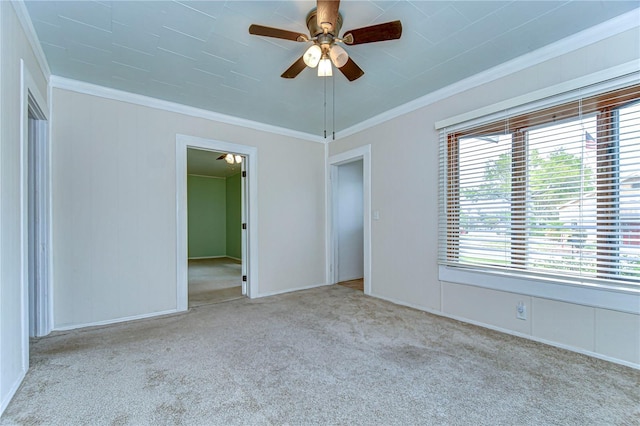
332 73 335 140
324 75 327 139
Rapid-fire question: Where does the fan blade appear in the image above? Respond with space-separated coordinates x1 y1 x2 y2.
338 57 364 82
281 56 307 79
316 0 340 33
217 154 226 160
343 20 402 45
249 24 308 42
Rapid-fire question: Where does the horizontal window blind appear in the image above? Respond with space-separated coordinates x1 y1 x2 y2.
439 81 640 289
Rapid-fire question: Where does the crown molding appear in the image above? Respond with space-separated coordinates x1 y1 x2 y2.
49 76 326 144
15 1 639 144
334 8 640 141
435 62 640 130
11 0 51 78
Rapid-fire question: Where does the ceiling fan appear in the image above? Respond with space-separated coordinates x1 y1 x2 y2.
248 0 402 81
217 153 243 165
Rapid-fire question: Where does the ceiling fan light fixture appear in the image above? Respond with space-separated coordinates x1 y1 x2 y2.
225 153 235 164
318 57 333 77
248 2 402 81
303 44 322 68
234 155 243 164
329 44 348 68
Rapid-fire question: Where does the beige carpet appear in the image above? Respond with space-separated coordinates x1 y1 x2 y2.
188 258 242 307
2 285 638 425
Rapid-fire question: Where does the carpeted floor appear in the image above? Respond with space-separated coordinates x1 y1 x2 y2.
188 258 242 307
2 285 638 425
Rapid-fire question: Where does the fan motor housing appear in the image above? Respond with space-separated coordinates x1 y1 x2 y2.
306 9 343 37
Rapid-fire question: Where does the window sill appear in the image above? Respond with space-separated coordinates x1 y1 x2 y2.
438 265 640 315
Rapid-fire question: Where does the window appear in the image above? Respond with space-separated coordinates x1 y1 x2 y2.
440 84 640 289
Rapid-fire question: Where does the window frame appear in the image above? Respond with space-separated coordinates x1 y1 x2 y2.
440 84 640 313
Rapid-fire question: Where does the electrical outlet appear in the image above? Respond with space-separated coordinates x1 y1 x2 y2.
516 302 527 320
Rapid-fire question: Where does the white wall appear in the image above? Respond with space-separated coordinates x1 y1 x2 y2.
329 27 640 367
0 2 49 415
51 87 326 329
337 160 364 282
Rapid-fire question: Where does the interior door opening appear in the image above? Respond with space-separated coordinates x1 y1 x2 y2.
176 134 258 310
185 148 248 307
328 145 371 295
334 159 364 292
27 96 50 338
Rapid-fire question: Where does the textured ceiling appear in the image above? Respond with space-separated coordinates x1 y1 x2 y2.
24 1 640 136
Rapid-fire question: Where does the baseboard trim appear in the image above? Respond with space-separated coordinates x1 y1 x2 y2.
256 282 331 298
188 256 241 262
370 292 639 370
53 308 180 332
1 368 27 417
337 276 364 283
187 255 226 260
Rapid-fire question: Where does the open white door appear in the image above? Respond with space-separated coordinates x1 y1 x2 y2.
241 157 248 296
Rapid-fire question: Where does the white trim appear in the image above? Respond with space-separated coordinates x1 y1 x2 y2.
20 59 51 372
11 1 51 78
371 292 639 370
46 76 55 337
176 142 188 310
0 369 26 415
327 145 372 295
324 142 330 285
19 63 29 377
439 266 640 315
335 9 640 140
53 309 179 332
176 134 259 310
258 282 331 298
31 115 49 337
0 0 3 414
50 76 325 144
435 62 640 130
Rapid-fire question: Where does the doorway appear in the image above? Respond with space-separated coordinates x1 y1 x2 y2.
328 145 371 295
176 135 258 311
335 160 364 291
21 60 51 349
186 148 244 306
27 98 50 337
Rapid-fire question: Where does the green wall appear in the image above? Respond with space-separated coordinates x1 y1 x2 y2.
226 173 242 259
187 174 242 259
187 175 226 258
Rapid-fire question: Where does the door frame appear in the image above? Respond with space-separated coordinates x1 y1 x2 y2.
20 59 52 368
176 134 258 310
327 145 371 294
